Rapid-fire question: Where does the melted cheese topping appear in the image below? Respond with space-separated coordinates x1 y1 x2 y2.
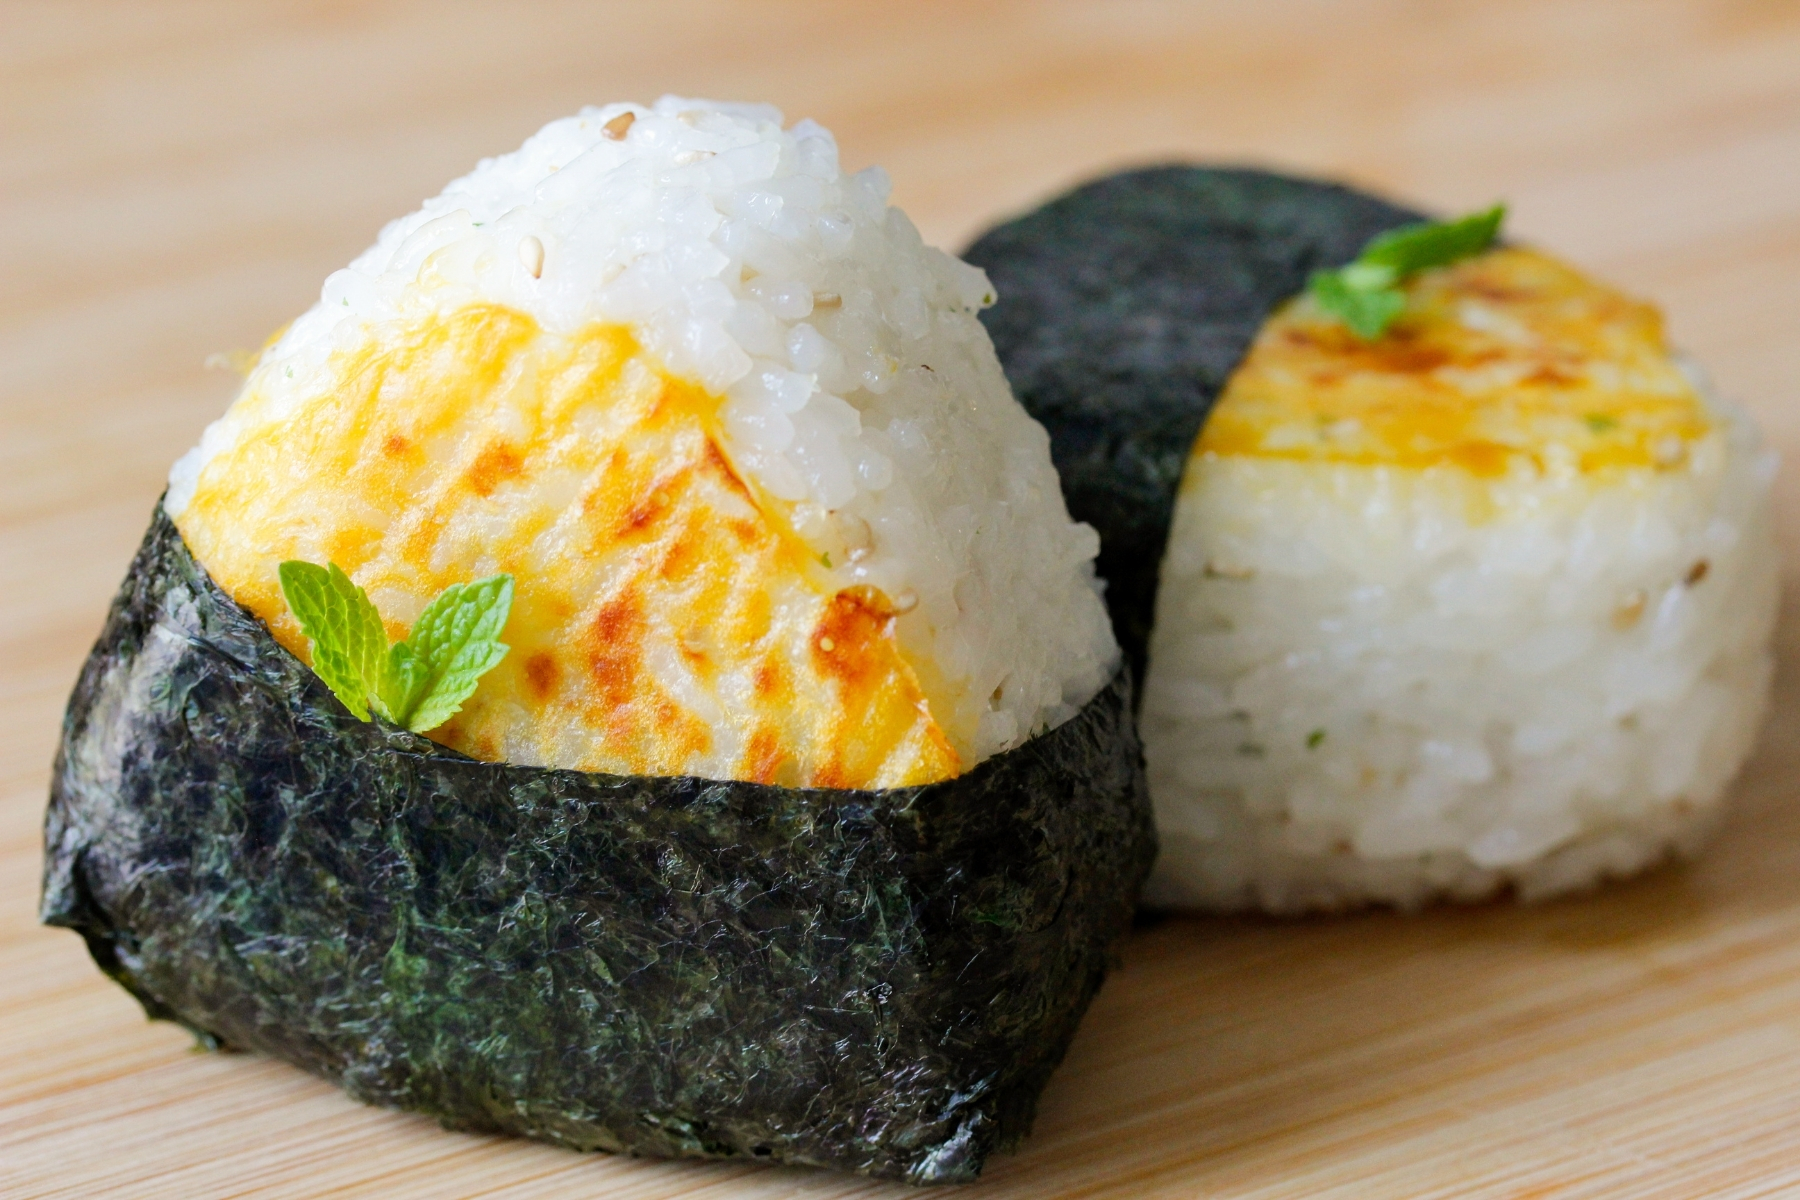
176 304 960 788
1198 247 1712 477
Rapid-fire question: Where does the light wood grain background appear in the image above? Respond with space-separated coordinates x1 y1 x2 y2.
7 2 1800 1196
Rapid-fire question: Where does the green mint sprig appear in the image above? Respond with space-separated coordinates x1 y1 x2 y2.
1308 204 1506 339
277 561 514 733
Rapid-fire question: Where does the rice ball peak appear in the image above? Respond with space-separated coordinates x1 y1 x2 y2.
166 99 1118 788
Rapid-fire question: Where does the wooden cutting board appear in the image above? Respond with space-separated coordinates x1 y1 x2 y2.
6 2 1800 1196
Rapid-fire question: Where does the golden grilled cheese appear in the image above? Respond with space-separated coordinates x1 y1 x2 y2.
176 305 960 788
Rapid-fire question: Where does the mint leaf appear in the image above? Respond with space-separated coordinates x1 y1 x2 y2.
389 574 514 733
1359 204 1505 275
280 562 514 734
1309 270 1406 340
1338 261 1400 292
1309 203 1505 339
278 561 387 721
374 639 432 726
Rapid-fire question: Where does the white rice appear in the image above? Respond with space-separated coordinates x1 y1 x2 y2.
1141 376 1778 912
165 98 1117 764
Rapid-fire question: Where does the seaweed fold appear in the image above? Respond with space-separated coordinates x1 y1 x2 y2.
42 506 1155 1184
964 167 1426 689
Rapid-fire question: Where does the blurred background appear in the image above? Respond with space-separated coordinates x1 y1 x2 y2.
8 3 1800 1197
11 1 1800 573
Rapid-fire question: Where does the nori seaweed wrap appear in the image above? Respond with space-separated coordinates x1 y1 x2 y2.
41 102 1154 1183
44 507 1150 1182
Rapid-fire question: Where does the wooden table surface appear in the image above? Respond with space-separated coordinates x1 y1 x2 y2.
7 2 1800 1196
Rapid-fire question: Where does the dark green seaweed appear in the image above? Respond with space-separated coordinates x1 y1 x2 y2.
41 506 1154 1184
964 167 1427 689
